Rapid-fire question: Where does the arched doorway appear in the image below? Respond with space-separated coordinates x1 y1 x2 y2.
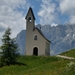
33 47 38 56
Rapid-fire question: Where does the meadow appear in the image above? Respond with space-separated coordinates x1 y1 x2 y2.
0 49 75 75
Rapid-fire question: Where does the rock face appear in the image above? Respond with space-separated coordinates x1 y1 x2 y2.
16 24 75 55
16 30 26 55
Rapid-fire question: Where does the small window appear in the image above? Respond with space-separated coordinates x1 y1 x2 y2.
34 35 38 40
28 17 32 22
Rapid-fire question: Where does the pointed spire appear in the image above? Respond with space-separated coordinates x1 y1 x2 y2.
25 7 36 20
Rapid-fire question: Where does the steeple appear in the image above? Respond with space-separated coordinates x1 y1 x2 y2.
25 7 35 20
25 7 35 31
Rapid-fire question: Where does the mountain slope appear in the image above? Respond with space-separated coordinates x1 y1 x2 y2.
60 49 75 58
16 24 75 55
16 30 26 55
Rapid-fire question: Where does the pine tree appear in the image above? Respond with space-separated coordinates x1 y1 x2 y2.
0 28 19 65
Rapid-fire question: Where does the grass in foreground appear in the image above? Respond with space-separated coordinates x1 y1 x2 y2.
60 49 75 58
0 56 75 75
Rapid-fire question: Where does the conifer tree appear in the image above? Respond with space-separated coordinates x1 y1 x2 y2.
0 28 19 65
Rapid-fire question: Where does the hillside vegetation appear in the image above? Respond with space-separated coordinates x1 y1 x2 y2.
60 49 75 58
0 55 75 75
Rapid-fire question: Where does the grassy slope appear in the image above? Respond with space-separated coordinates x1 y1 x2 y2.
0 56 75 75
60 49 75 58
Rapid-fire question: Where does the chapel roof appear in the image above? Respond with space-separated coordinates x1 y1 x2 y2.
33 27 51 43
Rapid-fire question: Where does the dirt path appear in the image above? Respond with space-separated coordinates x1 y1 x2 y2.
56 55 75 60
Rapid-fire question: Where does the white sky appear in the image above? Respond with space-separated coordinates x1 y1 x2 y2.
0 0 75 45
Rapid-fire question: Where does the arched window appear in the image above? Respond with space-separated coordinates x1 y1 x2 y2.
34 35 38 40
28 17 32 22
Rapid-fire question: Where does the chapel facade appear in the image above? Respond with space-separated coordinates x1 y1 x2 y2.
25 7 51 56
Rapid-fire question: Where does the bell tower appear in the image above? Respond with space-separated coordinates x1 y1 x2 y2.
25 7 36 55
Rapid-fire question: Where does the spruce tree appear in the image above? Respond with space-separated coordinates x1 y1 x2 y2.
0 28 19 65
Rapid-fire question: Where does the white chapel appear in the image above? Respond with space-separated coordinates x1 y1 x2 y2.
25 7 51 56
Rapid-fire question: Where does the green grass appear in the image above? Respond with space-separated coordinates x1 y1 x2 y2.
60 49 75 58
0 55 75 75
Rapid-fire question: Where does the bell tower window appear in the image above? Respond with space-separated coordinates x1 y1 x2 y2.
28 17 32 22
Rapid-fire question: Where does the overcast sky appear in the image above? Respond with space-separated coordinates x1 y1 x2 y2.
0 0 75 45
